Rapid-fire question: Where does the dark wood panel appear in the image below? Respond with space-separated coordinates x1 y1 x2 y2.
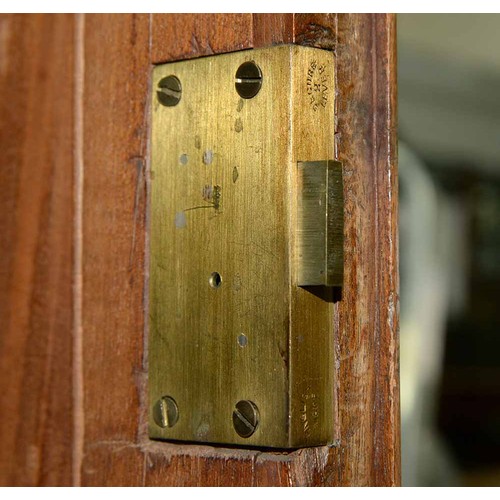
0 14 75 486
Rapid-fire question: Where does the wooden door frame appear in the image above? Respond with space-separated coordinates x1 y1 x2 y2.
0 13 399 486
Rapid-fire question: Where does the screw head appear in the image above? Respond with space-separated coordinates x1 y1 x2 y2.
153 396 179 428
232 400 259 438
235 61 262 99
157 75 182 106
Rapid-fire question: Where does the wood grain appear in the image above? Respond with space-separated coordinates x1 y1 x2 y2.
145 448 256 486
294 14 337 50
80 13 149 476
152 14 253 63
329 13 400 486
0 13 399 486
81 444 145 486
252 14 294 46
0 14 74 486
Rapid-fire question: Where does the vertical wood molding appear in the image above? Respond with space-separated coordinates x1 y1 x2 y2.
0 14 75 486
80 13 150 485
331 13 400 486
72 12 85 487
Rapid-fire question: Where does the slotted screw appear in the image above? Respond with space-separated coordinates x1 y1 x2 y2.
153 396 179 428
235 61 262 99
232 400 260 438
157 75 182 106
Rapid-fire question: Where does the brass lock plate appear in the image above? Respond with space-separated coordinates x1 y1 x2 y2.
149 45 340 448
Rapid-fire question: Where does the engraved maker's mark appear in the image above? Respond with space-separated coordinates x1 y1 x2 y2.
306 60 328 111
301 392 320 437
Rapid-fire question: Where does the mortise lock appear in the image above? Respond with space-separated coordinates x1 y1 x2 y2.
149 45 343 448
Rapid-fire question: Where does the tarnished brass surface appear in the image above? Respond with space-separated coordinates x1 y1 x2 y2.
297 160 344 286
149 46 337 448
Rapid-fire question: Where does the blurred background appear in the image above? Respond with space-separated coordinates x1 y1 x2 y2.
398 14 500 486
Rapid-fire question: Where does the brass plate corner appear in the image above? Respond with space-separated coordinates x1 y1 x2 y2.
149 45 338 448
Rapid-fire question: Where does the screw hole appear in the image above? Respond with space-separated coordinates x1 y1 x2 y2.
238 334 248 347
209 272 222 289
